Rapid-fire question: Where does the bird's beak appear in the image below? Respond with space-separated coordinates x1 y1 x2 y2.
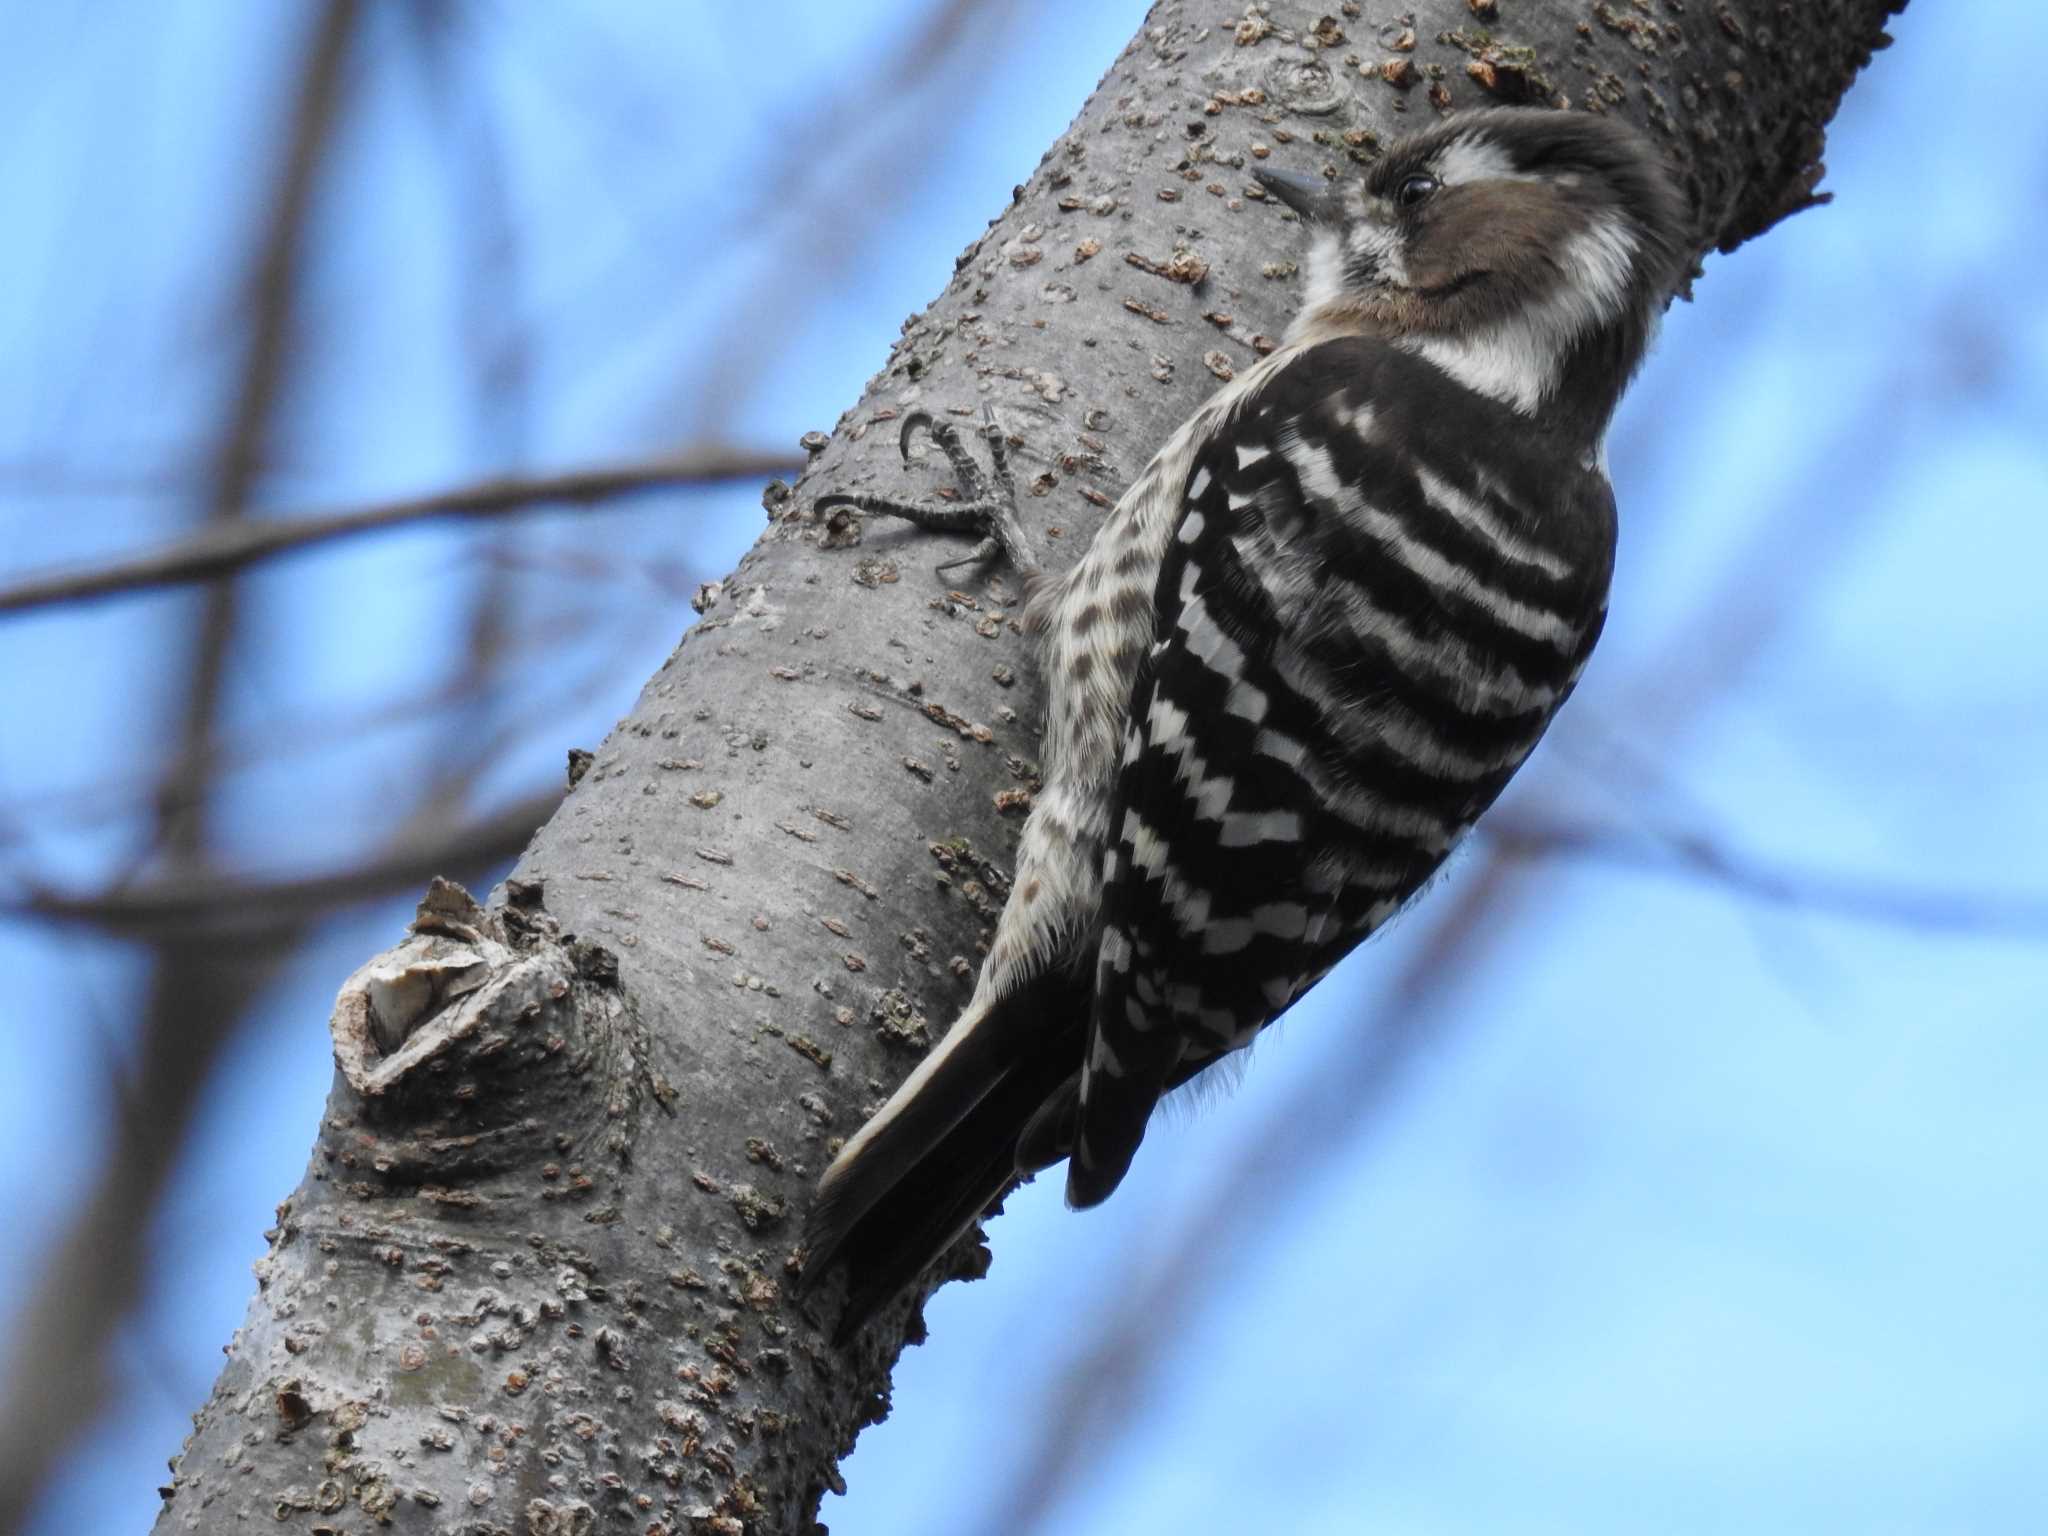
1253 166 1338 224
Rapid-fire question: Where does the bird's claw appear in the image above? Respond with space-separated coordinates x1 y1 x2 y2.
815 405 1037 579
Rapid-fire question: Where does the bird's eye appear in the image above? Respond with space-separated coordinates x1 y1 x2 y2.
1395 173 1439 209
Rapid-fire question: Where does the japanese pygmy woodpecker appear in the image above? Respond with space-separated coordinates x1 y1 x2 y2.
805 107 1688 1337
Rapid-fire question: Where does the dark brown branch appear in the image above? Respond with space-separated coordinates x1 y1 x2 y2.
9 791 560 940
0 628 620 838
1484 813 2048 937
0 8 362 1529
152 0 363 864
0 449 800 616
666 0 1009 436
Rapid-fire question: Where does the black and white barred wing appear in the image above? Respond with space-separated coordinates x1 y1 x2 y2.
1064 343 1615 1208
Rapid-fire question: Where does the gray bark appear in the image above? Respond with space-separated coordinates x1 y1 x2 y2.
152 2 1904 1532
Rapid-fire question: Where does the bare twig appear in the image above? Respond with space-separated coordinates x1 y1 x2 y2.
1483 812 2048 937
0 627 626 840
150 0 363 865
662 0 1014 436
0 7 362 1527
407 0 534 831
10 790 560 940
0 448 800 615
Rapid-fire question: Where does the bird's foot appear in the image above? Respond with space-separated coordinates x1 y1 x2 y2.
815 406 1038 578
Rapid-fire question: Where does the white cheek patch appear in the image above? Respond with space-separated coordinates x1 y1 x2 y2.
1430 135 1533 188
1567 217 1638 321
1405 211 1640 414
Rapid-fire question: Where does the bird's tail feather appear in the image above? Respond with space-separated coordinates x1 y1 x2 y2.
803 972 1087 1338
825 1077 1047 1342
1014 1072 1081 1175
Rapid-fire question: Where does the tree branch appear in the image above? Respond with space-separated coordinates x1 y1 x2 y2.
0 7 361 1529
1483 811 2048 938
9 791 560 939
0 449 800 616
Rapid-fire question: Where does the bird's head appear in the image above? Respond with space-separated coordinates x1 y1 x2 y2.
1257 108 1688 438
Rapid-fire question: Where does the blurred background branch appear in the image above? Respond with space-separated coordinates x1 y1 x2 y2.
0 5 360 1525
0 449 799 614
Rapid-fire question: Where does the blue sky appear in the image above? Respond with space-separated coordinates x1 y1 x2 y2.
2 4 2045 1534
